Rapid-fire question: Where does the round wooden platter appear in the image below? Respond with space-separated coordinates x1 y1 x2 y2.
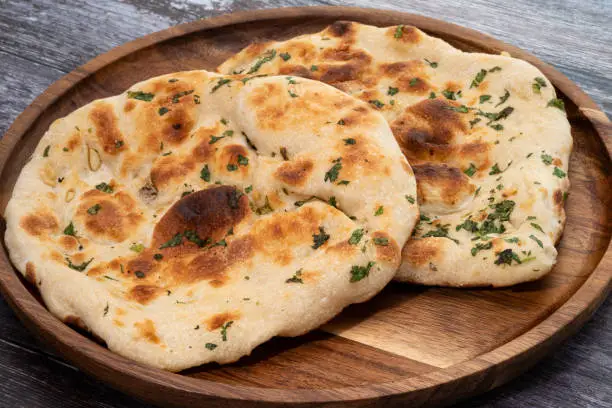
0 6 610 408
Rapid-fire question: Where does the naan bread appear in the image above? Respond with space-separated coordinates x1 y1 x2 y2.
4 71 418 370
219 21 572 287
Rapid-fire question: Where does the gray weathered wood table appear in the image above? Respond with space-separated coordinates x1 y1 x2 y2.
0 0 610 407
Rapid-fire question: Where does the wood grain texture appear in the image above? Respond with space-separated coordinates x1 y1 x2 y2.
0 2 610 408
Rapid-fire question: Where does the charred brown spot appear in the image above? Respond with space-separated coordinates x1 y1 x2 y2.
150 156 196 190
66 133 81 150
206 311 241 331
221 145 249 171
491 238 505 253
25 262 37 285
325 240 357 257
299 270 320 283
456 142 491 170
390 25 421 43
247 83 288 131
134 319 161 344
77 191 144 243
124 100 136 113
129 285 162 305
274 159 314 186
191 135 215 161
402 238 440 267
553 189 564 208
378 61 423 77
327 21 355 39
445 81 462 92
89 102 124 154
401 160 414 176
58 235 79 251
160 106 194 144
321 45 372 64
282 41 318 60
340 137 385 177
20 211 59 237
127 257 154 278
187 248 231 286
253 206 322 257
249 82 283 107
319 64 362 84
50 251 64 263
274 251 294 266
152 186 249 250
278 65 314 79
177 235 256 287
398 77 431 95
372 231 401 265
391 99 473 163
414 163 475 206
244 42 273 59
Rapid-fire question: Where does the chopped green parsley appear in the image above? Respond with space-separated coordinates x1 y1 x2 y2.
349 229 364 245
547 98 565 111
530 234 544 248
127 91 154 101
63 222 76 236
424 58 438 68
350 261 375 282
286 269 303 284
553 167 566 178
394 25 404 39
200 164 211 182
373 237 389 246
369 99 384 109
470 69 487 89
533 77 547 93
247 49 276 74
312 227 330 249
66 257 93 272
479 95 492 104
324 158 342 183
95 182 113 194
464 163 477 177
87 204 101 215
211 78 231 93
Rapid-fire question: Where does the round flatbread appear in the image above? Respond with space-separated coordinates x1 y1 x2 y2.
218 21 572 287
4 71 418 370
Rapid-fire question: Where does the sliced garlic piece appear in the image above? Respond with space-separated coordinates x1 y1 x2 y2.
40 163 57 187
65 188 76 202
88 147 101 171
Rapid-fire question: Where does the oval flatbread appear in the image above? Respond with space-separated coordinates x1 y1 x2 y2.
218 21 572 287
4 71 418 370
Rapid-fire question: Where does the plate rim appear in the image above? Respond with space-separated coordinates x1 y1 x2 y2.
0 5 610 406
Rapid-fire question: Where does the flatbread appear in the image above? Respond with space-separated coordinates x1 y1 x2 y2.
4 71 418 370
218 21 573 287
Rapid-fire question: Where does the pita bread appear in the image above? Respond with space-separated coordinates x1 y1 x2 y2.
4 71 418 370
218 21 572 287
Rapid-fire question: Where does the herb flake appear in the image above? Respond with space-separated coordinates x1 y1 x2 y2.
312 227 330 249
350 261 375 282
247 49 277 74
349 229 364 245
127 91 154 102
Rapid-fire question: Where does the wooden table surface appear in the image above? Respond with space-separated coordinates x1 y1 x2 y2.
0 0 610 407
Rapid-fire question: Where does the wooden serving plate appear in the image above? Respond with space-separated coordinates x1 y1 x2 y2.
0 6 610 407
